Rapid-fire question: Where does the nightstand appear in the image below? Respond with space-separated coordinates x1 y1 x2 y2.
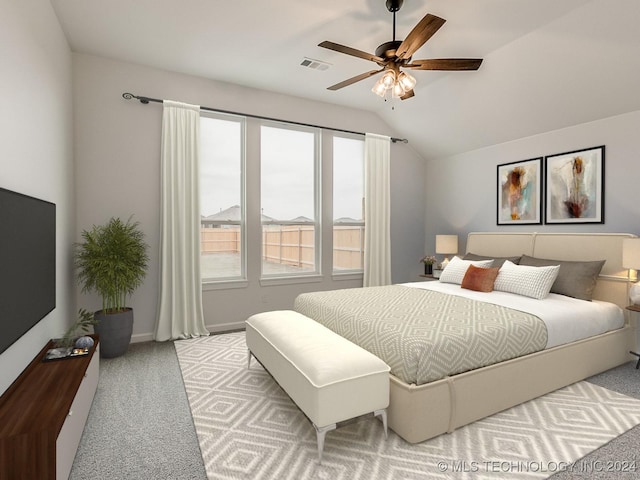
625 305 640 369
418 274 437 281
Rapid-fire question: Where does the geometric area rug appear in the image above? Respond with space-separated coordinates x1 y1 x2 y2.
175 332 640 480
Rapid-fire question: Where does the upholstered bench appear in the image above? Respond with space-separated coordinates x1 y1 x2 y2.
245 310 390 462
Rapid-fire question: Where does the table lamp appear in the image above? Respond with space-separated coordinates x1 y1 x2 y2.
622 238 640 304
436 234 458 269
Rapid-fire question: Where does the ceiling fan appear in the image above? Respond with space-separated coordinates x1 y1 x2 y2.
319 0 483 100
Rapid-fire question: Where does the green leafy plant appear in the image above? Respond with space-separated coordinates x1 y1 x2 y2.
55 308 98 348
75 216 149 314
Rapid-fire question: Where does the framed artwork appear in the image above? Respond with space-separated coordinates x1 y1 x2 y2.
497 157 542 225
544 145 604 224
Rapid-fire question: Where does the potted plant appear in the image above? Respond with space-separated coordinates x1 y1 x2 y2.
54 308 97 349
420 255 436 275
75 216 149 358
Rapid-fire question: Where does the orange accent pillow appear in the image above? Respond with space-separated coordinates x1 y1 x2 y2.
461 265 500 292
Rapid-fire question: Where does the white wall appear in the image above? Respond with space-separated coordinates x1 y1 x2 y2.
424 110 640 255
0 1 74 395
73 54 426 341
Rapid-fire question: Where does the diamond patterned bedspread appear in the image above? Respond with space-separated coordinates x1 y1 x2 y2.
294 285 548 385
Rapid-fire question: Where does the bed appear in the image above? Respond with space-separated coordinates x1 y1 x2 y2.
294 232 637 443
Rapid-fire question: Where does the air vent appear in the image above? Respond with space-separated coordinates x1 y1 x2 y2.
300 57 331 71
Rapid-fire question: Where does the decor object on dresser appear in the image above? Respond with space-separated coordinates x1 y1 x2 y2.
75 216 149 358
497 157 542 225
53 308 97 348
545 145 604 224
75 335 95 350
435 234 458 269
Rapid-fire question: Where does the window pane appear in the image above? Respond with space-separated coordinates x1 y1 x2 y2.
200 115 244 280
261 125 317 275
333 136 364 272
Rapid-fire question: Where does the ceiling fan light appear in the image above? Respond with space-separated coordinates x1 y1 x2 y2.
398 71 417 91
372 79 387 97
391 81 406 98
381 69 396 88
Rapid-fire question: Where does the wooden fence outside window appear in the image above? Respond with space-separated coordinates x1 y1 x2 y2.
200 224 364 270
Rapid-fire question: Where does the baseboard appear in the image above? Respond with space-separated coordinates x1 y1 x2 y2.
130 321 246 344
131 332 154 343
207 320 246 333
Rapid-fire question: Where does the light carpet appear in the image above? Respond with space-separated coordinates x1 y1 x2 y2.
175 332 640 480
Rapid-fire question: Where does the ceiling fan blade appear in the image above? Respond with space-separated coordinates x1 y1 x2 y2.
327 69 384 90
400 89 415 100
405 58 483 71
395 14 446 60
318 41 384 64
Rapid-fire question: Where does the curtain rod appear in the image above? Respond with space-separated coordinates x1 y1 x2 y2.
122 93 408 144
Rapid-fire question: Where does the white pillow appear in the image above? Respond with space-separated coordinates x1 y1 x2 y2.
494 260 560 299
439 256 494 285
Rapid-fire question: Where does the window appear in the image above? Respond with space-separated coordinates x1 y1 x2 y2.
260 124 319 277
199 114 245 281
333 135 365 273
199 116 361 284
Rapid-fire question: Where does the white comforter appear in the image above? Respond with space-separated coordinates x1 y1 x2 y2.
404 281 624 349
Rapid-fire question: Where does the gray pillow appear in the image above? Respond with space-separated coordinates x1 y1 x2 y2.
518 255 605 301
463 252 522 268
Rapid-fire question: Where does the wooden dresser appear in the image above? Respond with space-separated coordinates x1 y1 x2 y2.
0 336 99 479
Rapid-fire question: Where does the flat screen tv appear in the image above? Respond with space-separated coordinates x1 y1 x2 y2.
0 188 56 355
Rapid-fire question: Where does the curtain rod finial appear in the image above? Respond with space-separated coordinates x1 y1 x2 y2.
122 92 151 104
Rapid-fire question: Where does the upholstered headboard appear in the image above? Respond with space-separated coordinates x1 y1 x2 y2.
466 232 636 308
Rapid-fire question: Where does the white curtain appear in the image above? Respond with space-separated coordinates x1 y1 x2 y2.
363 133 391 287
154 100 209 341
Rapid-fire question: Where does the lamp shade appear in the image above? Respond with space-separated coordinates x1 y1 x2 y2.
436 235 458 255
398 71 416 91
622 238 640 269
381 69 396 88
371 79 386 97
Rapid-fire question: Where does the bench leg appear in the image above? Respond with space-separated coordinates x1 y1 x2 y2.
247 349 252 369
374 409 388 439
314 423 336 464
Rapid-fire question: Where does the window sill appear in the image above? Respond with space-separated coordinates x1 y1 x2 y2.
259 275 323 287
331 272 364 282
202 279 249 291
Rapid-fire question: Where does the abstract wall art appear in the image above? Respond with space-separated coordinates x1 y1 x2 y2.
497 157 542 225
544 146 604 224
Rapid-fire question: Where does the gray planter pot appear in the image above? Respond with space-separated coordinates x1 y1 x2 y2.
94 308 133 358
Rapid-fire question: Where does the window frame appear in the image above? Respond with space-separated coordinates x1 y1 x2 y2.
259 121 322 282
331 133 365 276
199 111 248 287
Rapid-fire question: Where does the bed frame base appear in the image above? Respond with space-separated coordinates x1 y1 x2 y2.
388 324 634 443
388 230 638 444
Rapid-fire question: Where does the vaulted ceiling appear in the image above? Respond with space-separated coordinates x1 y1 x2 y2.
51 0 640 160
